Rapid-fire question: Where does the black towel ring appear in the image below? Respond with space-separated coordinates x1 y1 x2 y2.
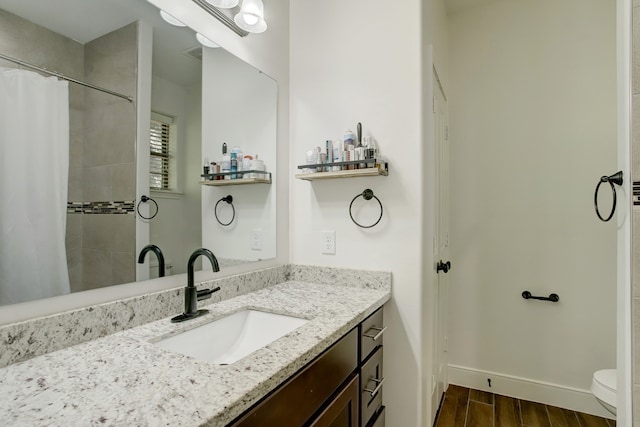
349 189 383 229
215 195 235 226
136 195 158 220
594 171 623 222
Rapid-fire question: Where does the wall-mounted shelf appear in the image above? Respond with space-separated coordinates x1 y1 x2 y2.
295 159 388 181
200 170 271 186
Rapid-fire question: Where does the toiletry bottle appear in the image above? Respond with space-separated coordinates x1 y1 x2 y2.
306 149 317 174
316 147 323 172
230 152 237 179
220 143 230 180
203 157 210 180
343 130 355 148
364 137 377 168
232 147 244 177
243 155 252 176
252 155 265 179
325 140 333 172
356 146 366 169
347 144 355 170
332 140 342 171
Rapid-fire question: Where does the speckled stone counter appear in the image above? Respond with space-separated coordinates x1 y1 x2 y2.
0 265 289 368
0 280 391 426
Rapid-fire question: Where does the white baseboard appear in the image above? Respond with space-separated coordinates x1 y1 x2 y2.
447 364 615 420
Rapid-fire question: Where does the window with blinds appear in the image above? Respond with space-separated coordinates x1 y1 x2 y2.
150 112 175 191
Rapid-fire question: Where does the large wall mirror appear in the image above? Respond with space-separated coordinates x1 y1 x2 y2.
0 0 277 307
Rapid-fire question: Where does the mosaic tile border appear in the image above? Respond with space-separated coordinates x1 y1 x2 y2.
67 201 135 214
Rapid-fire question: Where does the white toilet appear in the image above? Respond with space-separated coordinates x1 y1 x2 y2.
591 369 617 416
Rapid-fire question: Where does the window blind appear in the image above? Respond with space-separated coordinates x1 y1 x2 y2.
150 115 173 190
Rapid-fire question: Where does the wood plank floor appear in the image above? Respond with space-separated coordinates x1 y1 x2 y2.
434 385 616 427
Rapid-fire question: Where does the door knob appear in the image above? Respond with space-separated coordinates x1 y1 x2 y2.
436 260 451 273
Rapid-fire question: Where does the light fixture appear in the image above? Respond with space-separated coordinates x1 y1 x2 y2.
159 10 187 27
196 33 220 48
234 0 267 34
192 0 249 37
205 0 239 8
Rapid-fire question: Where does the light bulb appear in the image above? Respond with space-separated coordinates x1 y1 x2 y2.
233 0 267 34
243 14 259 26
196 33 219 48
159 10 186 27
205 0 239 8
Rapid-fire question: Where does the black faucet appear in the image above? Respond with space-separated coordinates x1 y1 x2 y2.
137 244 165 277
171 248 221 323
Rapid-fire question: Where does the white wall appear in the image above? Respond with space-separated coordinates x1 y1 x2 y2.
447 0 617 415
202 48 277 263
289 0 431 425
150 75 202 276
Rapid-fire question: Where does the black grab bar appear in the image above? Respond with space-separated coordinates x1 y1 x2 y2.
522 291 559 302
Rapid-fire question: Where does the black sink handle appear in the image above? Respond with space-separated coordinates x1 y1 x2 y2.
197 286 221 301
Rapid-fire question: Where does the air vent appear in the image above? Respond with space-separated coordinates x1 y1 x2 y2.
183 46 203 62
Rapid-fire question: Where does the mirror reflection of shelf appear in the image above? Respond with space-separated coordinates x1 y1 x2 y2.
200 170 272 186
295 159 388 181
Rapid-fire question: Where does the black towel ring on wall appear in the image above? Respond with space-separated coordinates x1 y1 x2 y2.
215 195 236 226
136 195 158 220
349 189 383 229
594 171 623 222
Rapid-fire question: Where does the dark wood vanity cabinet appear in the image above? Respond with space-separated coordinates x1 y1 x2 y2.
359 308 385 427
228 307 385 427
309 374 359 427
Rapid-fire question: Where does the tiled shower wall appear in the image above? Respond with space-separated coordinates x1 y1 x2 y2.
80 23 138 290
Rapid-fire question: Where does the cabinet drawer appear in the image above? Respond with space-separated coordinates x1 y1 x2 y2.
309 373 359 427
360 308 385 363
360 346 383 426
367 406 385 427
229 328 358 427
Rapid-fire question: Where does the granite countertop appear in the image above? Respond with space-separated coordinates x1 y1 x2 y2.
0 281 390 426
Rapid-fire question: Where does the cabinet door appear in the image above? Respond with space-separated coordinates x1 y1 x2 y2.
360 308 384 363
228 330 358 427
360 346 383 426
309 374 359 427
367 406 385 427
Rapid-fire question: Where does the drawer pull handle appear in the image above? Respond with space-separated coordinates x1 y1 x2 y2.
363 326 387 341
364 378 385 398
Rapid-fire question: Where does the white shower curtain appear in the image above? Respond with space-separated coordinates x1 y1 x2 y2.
0 68 70 305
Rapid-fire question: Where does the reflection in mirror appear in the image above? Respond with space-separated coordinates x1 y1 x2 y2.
0 0 277 307
201 48 277 266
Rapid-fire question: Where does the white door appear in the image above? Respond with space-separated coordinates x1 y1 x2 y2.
432 69 450 420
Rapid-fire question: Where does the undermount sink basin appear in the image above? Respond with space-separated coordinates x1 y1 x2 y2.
154 309 308 365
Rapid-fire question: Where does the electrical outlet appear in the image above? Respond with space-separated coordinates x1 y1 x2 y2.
321 230 336 255
250 229 262 251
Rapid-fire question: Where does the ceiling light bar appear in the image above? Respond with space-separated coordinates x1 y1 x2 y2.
192 0 249 37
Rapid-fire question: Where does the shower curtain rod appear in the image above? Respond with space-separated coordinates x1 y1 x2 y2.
0 53 134 103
